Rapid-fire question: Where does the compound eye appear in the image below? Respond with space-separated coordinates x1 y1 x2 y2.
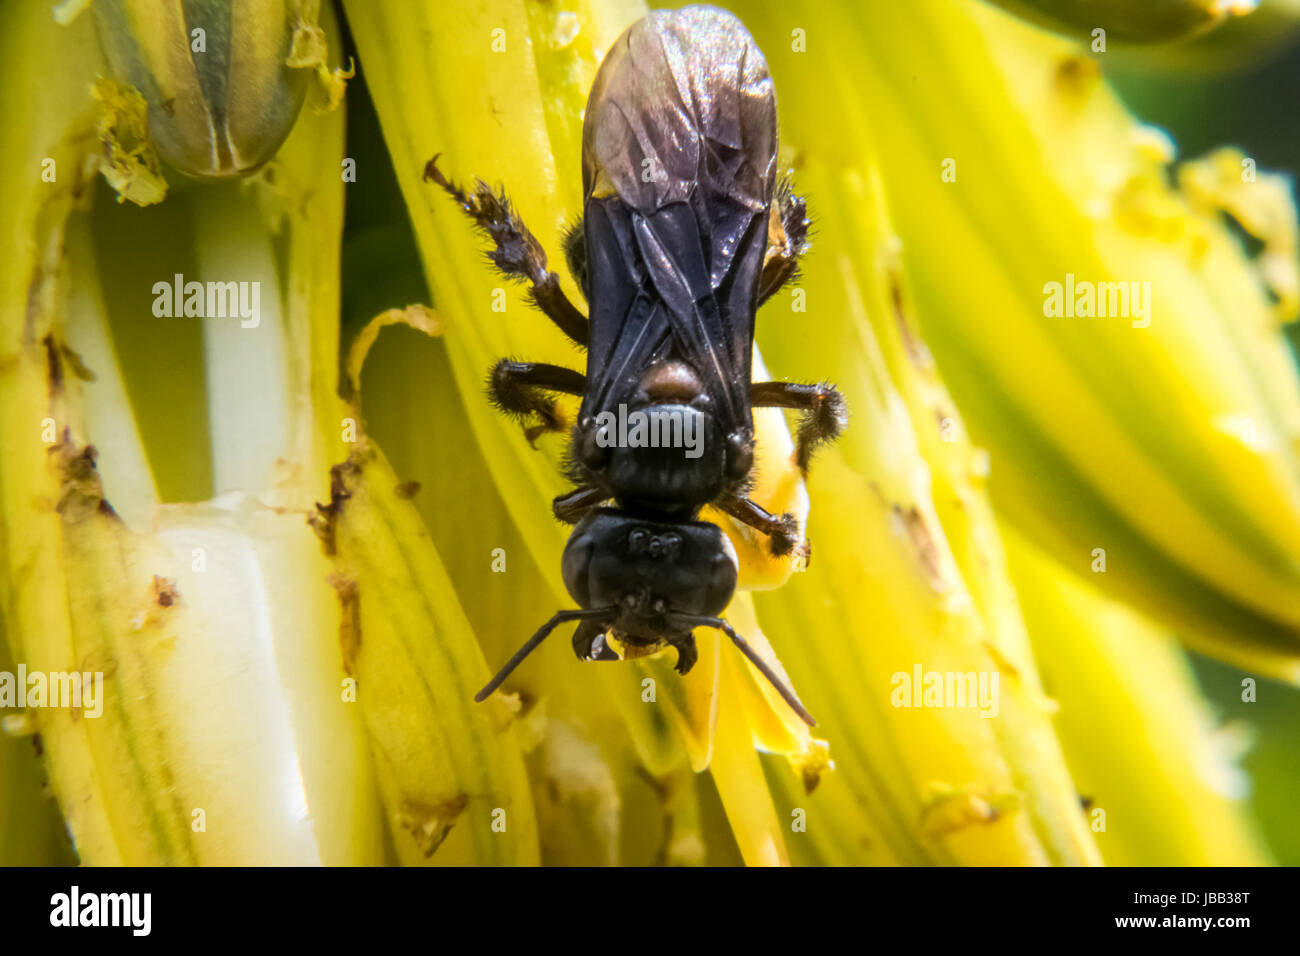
579 423 609 471
703 535 739 616
561 528 596 607
726 432 754 481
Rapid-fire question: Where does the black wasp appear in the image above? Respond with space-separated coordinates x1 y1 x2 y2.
425 5 846 726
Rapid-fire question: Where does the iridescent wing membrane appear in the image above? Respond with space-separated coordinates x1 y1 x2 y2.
578 7 778 436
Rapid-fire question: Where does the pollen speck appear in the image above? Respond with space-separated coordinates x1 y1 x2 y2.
550 11 580 50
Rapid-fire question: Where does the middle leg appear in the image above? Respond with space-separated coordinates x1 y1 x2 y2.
750 380 847 475
489 359 585 444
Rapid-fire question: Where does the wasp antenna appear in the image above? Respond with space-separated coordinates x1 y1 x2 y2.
475 608 612 702
676 614 816 727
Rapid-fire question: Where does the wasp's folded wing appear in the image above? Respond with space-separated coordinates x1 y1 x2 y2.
581 198 674 417
580 7 779 424
630 201 759 423
581 192 770 430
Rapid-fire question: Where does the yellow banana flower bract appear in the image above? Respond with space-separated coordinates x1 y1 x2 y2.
0 0 537 866
1005 527 1272 865
735 0 1300 682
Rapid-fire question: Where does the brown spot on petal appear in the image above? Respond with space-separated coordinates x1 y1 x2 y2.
1055 55 1100 103
152 575 178 608
982 640 1022 682
328 572 361 677
398 794 469 858
50 434 117 525
920 786 1019 839
59 342 96 382
25 270 44 344
310 454 363 555
43 334 63 394
887 268 927 370
894 504 946 592
79 650 119 680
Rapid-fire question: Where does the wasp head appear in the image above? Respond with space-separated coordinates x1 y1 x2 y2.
561 508 737 642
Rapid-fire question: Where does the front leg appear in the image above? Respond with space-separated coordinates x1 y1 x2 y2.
553 485 608 524
425 155 589 345
750 380 847 475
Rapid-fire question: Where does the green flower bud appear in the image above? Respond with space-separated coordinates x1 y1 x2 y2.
91 0 315 178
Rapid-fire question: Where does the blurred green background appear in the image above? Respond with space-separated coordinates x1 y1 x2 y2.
1103 21 1300 866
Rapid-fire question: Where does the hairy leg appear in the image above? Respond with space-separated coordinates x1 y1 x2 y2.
750 380 848 474
425 154 589 345
713 492 801 558
488 359 585 443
